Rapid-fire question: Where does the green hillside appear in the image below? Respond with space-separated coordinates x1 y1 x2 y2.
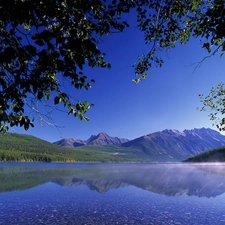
0 133 156 162
74 145 156 162
0 133 77 162
184 146 225 162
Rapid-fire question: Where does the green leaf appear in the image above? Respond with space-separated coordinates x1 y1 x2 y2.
56 37 65 43
25 45 37 56
78 114 83 120
54 96 60 105
84 116 90 121
35 39 44 46
37 91 44 100
24 123 29 131
57 60 65 71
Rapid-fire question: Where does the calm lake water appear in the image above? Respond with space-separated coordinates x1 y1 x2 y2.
1 163 225 225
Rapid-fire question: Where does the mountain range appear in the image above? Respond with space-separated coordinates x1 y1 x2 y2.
54 128 225 161
0 127 225 162
122 128 225 160
53 132 129 147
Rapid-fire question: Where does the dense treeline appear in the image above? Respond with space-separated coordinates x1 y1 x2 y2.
0 133 73 154
0 133 76 162
184 146 225 162
0 150 75 162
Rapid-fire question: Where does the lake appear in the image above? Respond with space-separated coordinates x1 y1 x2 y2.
1 163 225 224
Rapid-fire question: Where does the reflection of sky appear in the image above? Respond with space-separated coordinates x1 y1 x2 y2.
9 12 225 142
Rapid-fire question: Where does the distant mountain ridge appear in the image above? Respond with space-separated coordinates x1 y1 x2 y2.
53 132 129 147
53 127 225 161
54 138 85 147
122 128 225 160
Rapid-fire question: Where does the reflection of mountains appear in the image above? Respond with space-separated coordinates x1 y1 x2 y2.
52 164 225 198
2 163 225 198
54 178 129 193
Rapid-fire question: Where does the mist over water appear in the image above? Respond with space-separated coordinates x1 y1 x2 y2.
1 162 225 224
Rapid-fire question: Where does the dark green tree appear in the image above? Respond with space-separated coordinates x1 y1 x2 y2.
0 0 132 132
0 0 225 132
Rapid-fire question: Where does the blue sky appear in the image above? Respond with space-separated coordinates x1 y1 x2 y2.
11 17 225 143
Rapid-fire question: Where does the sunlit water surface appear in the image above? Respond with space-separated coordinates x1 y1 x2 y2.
1 162 225 224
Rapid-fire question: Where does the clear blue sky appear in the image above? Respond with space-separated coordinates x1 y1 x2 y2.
11 16 225 143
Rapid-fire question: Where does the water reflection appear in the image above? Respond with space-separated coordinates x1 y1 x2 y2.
1 162 225 197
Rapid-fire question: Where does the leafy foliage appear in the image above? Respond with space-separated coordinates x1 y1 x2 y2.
1 0 225 131
0 0 131 131
134 0 225 81
199 83 225 131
